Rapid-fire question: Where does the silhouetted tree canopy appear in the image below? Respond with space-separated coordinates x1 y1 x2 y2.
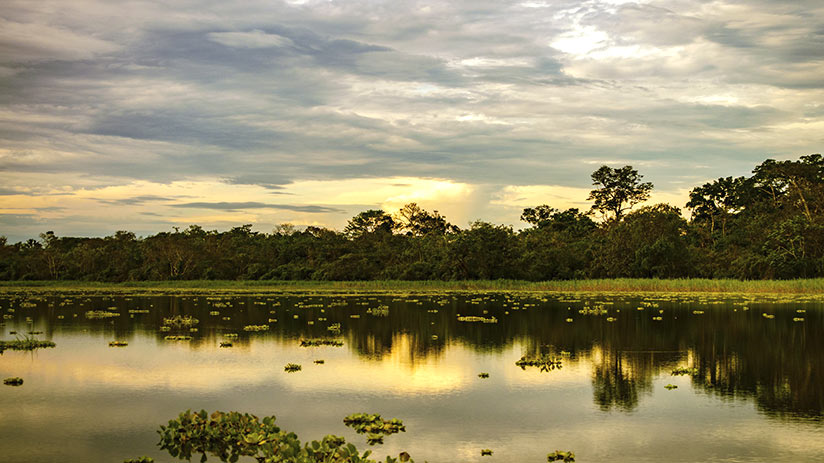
1 155 822 281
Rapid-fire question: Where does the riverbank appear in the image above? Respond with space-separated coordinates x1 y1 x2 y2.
1 278 823 295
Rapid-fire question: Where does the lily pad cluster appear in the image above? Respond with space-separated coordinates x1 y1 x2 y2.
343 413 406 445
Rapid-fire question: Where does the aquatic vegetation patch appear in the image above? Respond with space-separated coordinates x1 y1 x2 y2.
516 355 563 372
547 450 575 462
664 384 678 390
300 339 344 347
0 336 56 353
109 341 128 347
3 377 23 386
243 324 269 331
156 409 414 463
284 363 302 372
162 315 199 328
457 315 498 323
481 449 493 456
671 367 698 376
123 457 154 463
478 372 490 378
343 413 406 445
314 359 325 364
366 306 389 316
85 310 120 319
578 305 607 315
219 341 232 348
164 335 193 341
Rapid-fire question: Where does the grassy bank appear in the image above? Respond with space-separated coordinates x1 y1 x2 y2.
1 278 823 295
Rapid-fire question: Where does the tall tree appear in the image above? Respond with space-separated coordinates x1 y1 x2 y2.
343 210 396 238
588 165 653 221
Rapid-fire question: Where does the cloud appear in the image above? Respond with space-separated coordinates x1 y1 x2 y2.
0 0 822 237
208 30 295 49
169 202 343 213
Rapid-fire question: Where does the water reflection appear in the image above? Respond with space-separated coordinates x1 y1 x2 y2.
0 293 822 462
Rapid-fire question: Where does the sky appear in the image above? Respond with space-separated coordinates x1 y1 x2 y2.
1 0 823 242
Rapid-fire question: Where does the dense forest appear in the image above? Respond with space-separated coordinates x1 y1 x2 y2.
1 154 822 281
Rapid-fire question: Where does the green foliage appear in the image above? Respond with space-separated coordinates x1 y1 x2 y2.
3 377 23 386
588 165 653 221
124 457 155 463
157 410 413 463
0 335 56 353
1 154 823 282
284 363 302 372
547 450 575 462
515 355 563 372
343 413 406 445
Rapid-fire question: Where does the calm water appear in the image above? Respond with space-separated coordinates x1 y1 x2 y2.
1 292 822 462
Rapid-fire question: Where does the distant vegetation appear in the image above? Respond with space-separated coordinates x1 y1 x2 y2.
2 154 823 281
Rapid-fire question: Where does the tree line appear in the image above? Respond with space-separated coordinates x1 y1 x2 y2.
1 154 822 281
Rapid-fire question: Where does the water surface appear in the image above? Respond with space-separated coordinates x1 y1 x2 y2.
1 293 822 462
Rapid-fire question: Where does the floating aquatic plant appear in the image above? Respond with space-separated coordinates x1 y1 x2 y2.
671 367 698 376
109 341 128 347
300 339 344 347
366 306 390 317
478 372 489 378
343 413 406 445
547 450 575 462
123 457 154 463
164 335 193 341
3 377 23 386
314 359 325 364
457 315 497 323
284 363 302 372
664 384 678 390
219 341 232 348
481 449 493 456
0 335 56 353
85 310 120 319
243 325 269 332
327 323 342 333
515 355 562 372
156 409 411 463
162 315 199 328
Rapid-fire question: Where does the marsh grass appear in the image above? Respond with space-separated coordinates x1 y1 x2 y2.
3 278 824 296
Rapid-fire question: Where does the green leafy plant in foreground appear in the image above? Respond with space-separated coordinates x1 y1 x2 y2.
156 410 413 463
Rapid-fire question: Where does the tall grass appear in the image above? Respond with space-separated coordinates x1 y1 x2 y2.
1 278 823 294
